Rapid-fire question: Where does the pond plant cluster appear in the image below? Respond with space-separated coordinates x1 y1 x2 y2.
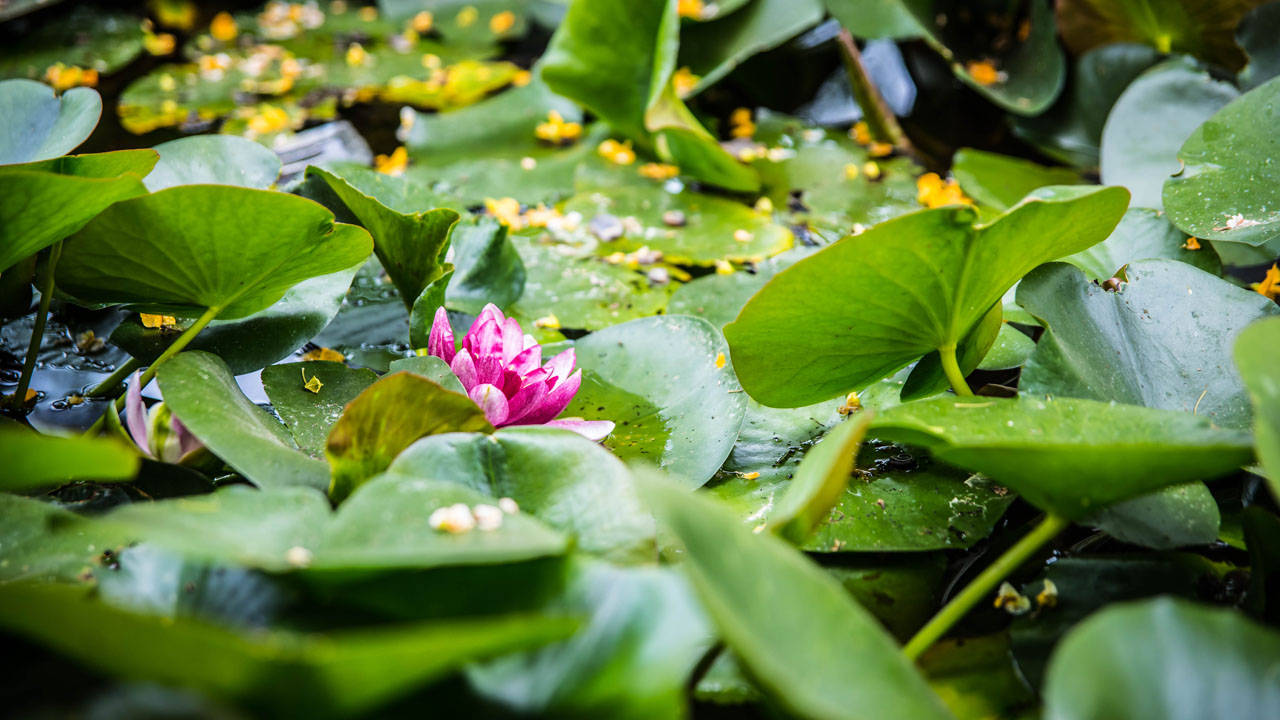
2 0 1280 717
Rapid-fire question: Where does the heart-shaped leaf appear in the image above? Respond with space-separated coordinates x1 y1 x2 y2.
1236 316 1280 501
726 186 1129 407
1100 57 1237 209
326 371 493 502
823 0 922 39
143 135 282 191
869 396 1253 519
564 315 747 486
157 351 331 491
1163 76 1280 248
304 165 459 310
951 148 1084 211
1043 598 1280 720
444 217 526 314
677 0 825 93
637 470 955 720
386 426 655 562
0 79 100 165
1063 207 1220 281
58 185 372 319
262 361 379 457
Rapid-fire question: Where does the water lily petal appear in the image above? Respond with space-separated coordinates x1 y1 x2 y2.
124 371 153 458
473 352 506 387
427 306 456 363
542 347 576 381
469 383 510 425
544 418 615 441
468 303 505 337
509 344 542 375
450 348 479 390
505 379 550 423
500 317 524 363
522 368 582 424
464 317 504 359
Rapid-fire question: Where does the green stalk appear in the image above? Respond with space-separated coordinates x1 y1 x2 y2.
7 242 62 412
938 343 974 397
84 357 142 399
903 513 1070 661
835 28 913 153
83 304 222 436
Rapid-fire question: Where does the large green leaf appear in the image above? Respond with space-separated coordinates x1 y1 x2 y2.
0 493 130 583
1012 43 1161 168
261 361 379 457
1163 76 1280 248
951 148 1083 212
1042 598 1280 720
1087 482 1221 549
677 0 825 93
466 560 711 718
0 582 577 718
143 135 282 191
725 186 1129 407
1100 58 1237 209
0 7 143 79
0 426 139 492
869 396 1253 519
637 471 955 720
109 265 360 375
304 165 459 310
1236 317 1280 501
1063 207 1219 280
445 218 526 315
157 351 331 491
0 152 152 273
1019 260 1278 430
58 185 372 319
564 315 747 486
326 371 493 502
824 0 922 39
385 427 656 562
767 412 873 544
0 79 100 165
1057 0 1267 70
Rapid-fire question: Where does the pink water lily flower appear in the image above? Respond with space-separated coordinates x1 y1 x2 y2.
427 304 614 441
125 371 205 464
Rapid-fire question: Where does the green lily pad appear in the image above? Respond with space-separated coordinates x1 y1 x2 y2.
767 412 873 544
0 7 143 79
58 185 372 319
1042 598 1280 720
466 560 711 718
1012 43 1161 169
0 152 152 273
0 426 139 492
0 582 576 719
508 236 671 332
1088 482 1221 549
824 0 923 39
1100 57 1238 209
564 315 747 487
1063 207 1220 281
1018 260 1278 429
921 633 1038 720
144 135 282 191
637 471 955 720
563 185 793 265
869 396 1254 519
110 265 361 375
726 185 1129 407
445 217 526 314
385 426 656 562
316 476 569 571
261 361 379 457
0 79 100 165
1236 317 1280 500
977 323 1036 371
387 355 466 393
305 165 459 310
1056 0 1266 71
951 148 1084 211
667 248 811 328
1163 76 1280 248
157 351 331 491
677 0 824 93
1238 2 1280 90
0 493 130 583
326 371 493 502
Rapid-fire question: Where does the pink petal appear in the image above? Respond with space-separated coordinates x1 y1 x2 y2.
170 415 204 459
542 348 576 381
500 317 524 363
450 348 479 391
509 344 542 375
522 368 582 424
545 418 615 441
427 307 455 363
464 318 504 359
468 303 505 337
473 353 506 388
505 380 549 423
124 372 153 457
522 334 538 350
469 383 509 426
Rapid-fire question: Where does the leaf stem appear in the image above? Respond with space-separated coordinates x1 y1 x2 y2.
835 28 914 154
83 305 222 436
84 357 142 399
903 513 1070 661
938 343 974 397
7 242 62 412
